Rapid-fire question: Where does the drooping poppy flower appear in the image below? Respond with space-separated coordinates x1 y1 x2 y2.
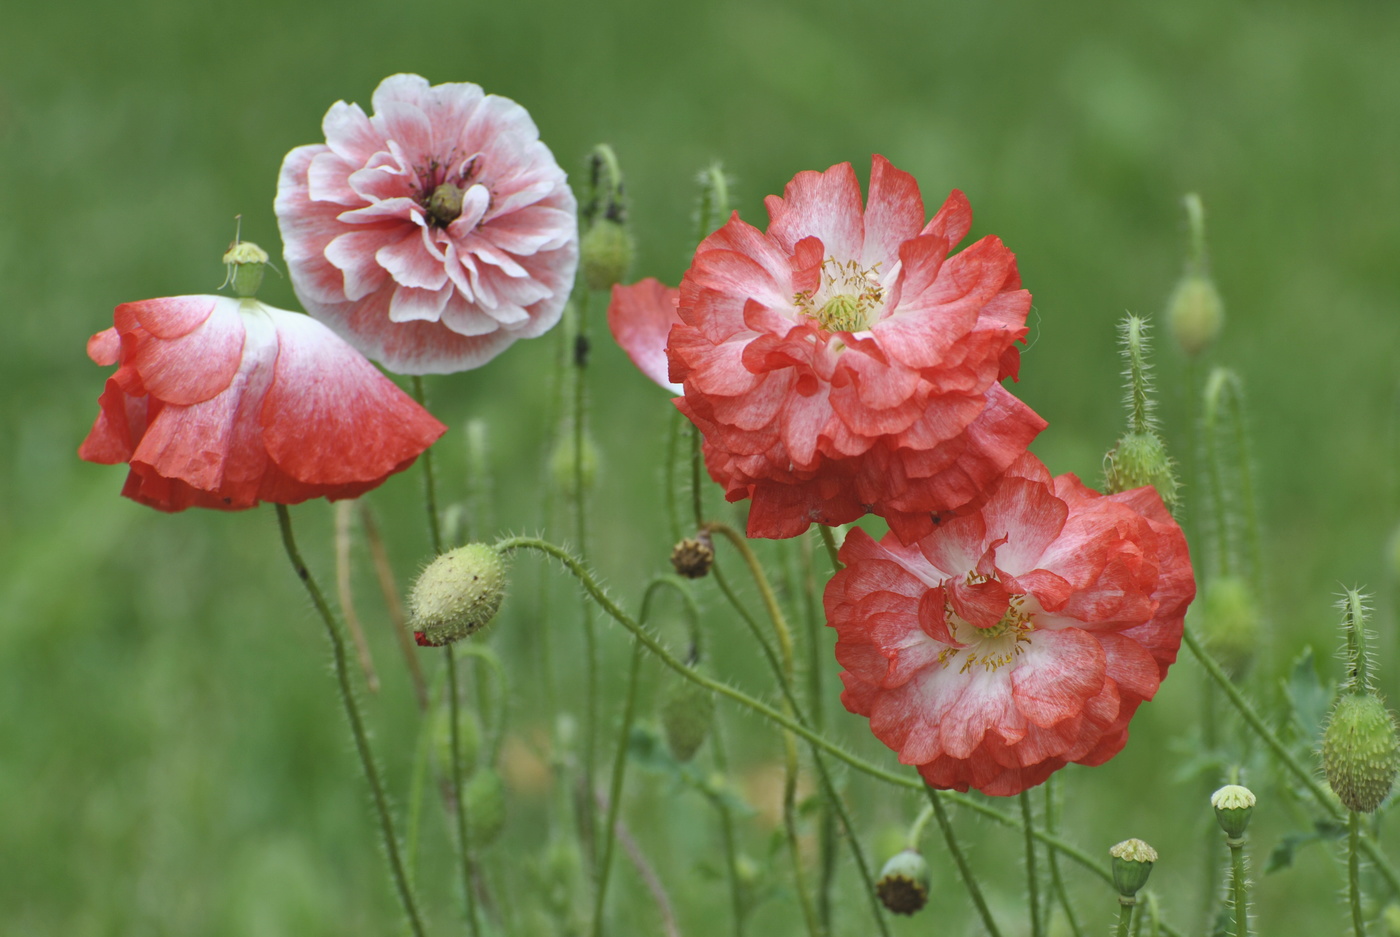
668 155 1046 541
276 73 578 375
607 278 682 394
824 453 1194 796
79 294 447 511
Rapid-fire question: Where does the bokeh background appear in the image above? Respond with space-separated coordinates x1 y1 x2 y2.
4 0 1399 933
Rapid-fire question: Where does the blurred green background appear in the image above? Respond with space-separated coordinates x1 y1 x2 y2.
4 0 1400 933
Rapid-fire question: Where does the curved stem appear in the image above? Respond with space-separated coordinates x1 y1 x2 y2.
275 505 427 937
905 804 934 850
926 786 1002 937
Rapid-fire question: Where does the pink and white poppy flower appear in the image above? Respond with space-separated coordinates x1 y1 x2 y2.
825 453 1194 796
79 295 447 511
276 74 578 374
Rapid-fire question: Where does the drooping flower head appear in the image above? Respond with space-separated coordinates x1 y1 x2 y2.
825 454 1194 796
79 293 446 511
668 156 1046 541
276 74 578 374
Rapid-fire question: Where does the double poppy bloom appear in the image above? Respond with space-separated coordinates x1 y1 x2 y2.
825 453 1194 796
658 156 1046 541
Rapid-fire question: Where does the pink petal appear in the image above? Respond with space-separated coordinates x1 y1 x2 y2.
608 279 683 393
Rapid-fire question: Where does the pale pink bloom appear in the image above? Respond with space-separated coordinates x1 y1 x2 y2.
276 74 578 374
79 295 446 511
607 278 682 394
826 454 1194 796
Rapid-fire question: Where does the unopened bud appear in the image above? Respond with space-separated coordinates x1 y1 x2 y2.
1167 273 1224 357
1104 431 1179 508
671 532 715 579
875 849 931 915
1110 838 1157 899
581 218 634 291
410 544 508 646
1198 577 1261 678
464 767 507 845
550 432 599 497
660 673 715 762
1322 692 1400 813
1211 784 1255 839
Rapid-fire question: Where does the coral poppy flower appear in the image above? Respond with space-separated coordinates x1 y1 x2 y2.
825 454 1194 796
668 156 1045 541
276 73 578 374
607 278 682 394
78 295 447 511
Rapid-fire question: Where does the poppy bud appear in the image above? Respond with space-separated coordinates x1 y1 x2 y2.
1110 838 1157 899
549 431 600 497
660 673 715 761
1210 784 1255 840
581 218 634 292
410 544 508 646
1322 692 1400 813
1167 272 1224 358
670 532 715 579
1198 576 1261 678
1104 430 1179 508
875 849 931 915
464 767 507 845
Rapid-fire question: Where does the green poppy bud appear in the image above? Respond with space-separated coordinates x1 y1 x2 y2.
1322 692 1400 813
1104 431 1179 508
410 544 508 646
660 673 715 762
464 767 507 846
1210 784 1255 839
581 218 634 291
549 431 600 497
1167 273 1224 358
875 849 931 915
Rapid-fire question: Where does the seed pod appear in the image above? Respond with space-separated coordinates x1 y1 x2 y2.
1110 838 1157 898
670 533 715 579
1322 693 1400 813
875 849 931 915
1210 784 1256 839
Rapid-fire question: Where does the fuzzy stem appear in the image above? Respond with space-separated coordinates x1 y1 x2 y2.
1350 811 1365 937
905 804 934 850
1186 625 1400 897
1122 316 1154 435
1021 791 1043 937
818 524 842 573
358 501 428 711
664 409 685 544
1343 589 1371 692
445 650 481 936
409 377 444 555
696 162 731 242
1183 193 1207 274
926 786 1002 937
274 505 428 937
592 640 644 937
1228 836 1248 937
1044 777 1083 937
1116 899 1135 937
706 727 746 937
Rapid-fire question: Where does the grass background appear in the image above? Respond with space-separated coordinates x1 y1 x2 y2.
3 0 1400 933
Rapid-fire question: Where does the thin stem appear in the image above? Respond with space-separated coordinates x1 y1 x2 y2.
1044 777 1083 937
446 650 481 936
334 501 379 692
706 523 795 667
925 786 1002 937
592 640 644 937
665 409 685 544
797 535 837 932
1349 812 1364 937
905 804 934 849
274 505 427 937
817 524 841 572
1021 791 1043 937
358 501 428 712
1116 900 1135 937
409 376 444 556
689 423 703 528
706 727 746 937
1228 838 1248 937
1186 625 1400 898
594 788 683 937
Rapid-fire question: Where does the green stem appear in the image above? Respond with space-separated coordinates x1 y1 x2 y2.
664 409 685 544
274 506 427 937
706 727 746 937
592 640 644 937
1228 838 1248 937
1186 625 1400 898
926 786 1002 937
817 524 841 573
494 536 1157 912
1116 899 1135 937
1044 777 1083 937
689 423 703 528
905 804 934 850
410 376 444 556
1022 791 1043 937
796 535 836 932
445 650 481 936
1349 812 1364 937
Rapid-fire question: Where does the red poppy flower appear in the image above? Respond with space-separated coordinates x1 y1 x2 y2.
668 156 1045 541
78 295 447 511
276 74 578 375
607 278 682 394
825 454 1194 796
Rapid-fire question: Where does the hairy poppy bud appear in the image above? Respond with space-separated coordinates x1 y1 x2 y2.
410 544 508 646
660 673 715 761
670 532 715 579
1104 431 1179 508
1167 273 1224 358
1110 838 1157 899
1322 693 1400 813
875 849 931 915
1211 784 1255 840
581 219 634 292
464 767 507 845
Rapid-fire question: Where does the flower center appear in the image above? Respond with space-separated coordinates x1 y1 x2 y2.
426 183 465 227
938 591 1035 675
793 257 885 332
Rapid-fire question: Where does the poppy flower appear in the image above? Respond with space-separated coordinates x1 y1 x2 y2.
276 73 578 375
668 156 1045 541
607 278 682 394
824 454 1194 796
78 294 447 511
